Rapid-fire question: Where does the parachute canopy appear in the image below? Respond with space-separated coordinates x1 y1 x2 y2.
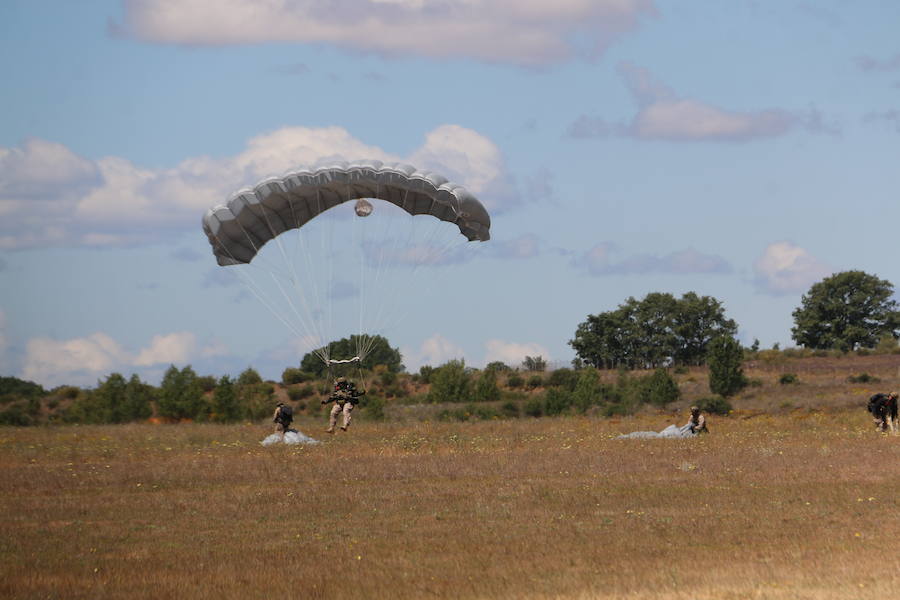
202 160 491 266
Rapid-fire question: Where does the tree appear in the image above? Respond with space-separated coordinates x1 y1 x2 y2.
472 369 500 403
639 368 680 407
426 360 470 403
122 374 154 422
212 375 242 422
92 373 128 423
571 368 603 413
522 355 546 372
236 368 274 420
791 271 900 351
299 335 404 376
570 292 737 368
707 336 747 398
158 365 205 420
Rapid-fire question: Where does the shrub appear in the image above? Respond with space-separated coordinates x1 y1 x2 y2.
748 378 764 387
418 365 435 385
472 369 500 403
779 373 799 385
500 401 519 418
641 368 680 407
426 360 470 403
472 404 500 420
523 397 543 417
379 370 397 387
485 361 511 373
571 369 603 413
361 395 385 421
547 368 579 391
707 336 748 397
543 387 572 416
437 407 469 422
696 395 732 415
526 375 544 389
282 368 314 385
673 366 689 375
847 372 879 384
506 374 524 389
288 385 315 401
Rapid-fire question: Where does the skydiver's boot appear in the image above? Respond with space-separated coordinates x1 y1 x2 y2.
340 426 348 432
325 428 334 434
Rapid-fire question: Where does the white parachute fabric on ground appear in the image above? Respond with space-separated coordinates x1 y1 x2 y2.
261 430 321 446
617 423 696 439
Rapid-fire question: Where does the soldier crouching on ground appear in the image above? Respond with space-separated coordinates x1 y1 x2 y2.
867 392 898 433
688 406 709 435
322 377 365 433
273 402 293 438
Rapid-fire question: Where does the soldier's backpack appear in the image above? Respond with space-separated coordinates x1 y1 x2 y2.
280 405 293 421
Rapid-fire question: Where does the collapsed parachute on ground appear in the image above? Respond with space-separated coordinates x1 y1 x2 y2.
202 160 491 266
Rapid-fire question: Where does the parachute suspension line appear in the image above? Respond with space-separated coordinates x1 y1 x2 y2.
358 189 409 361
293 190 330 364
280 192 331 359
205 229 307 342
352 189 367 363
254 196 326 358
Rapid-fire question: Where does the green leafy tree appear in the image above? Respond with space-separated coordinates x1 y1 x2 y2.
426 359 470 403
791 271 900 351
571 368 603 413
571 292 736 368
639 368 680 407
212 375 242 422
237 367 263 386
522 355 547 371
236 368 274 420
122 374 154 421
707 336 747 397
158 365 204 420
472 369 500 403
300 335 403 376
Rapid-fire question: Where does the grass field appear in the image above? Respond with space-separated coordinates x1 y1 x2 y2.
4 407 900 599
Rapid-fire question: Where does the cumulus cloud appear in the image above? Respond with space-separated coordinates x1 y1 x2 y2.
133 332 198 366
574 243 731 276
568 62 833 142
753 241 832 295
21 331 230 387
0 124 510 250
403 333 467 370
487 234 540 260
484 339 550 367
115 0 656 66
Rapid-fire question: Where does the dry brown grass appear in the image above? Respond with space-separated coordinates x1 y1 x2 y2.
3 408 900 600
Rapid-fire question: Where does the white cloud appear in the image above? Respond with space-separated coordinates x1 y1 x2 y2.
134 332 197 366
753 241 832 295
23 333 125 386
402 333 467 370
484 339 550 367
573 243 731 276
568 62 829 142
0 124 510 249
488 234 540 260
20 330 231 387
117 0 656 66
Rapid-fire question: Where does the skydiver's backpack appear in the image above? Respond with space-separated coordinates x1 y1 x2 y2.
868 394 886 415
280 405 293 422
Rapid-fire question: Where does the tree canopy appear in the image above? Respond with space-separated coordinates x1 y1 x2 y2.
299 335 404 376
791 271 900 351
570 292 737 368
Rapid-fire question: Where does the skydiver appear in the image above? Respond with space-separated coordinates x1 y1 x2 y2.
322 376 365 433
867 391 898 433
273 402 293 438
688 406 708 435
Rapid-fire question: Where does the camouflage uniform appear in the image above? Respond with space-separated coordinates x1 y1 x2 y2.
324 379 363 432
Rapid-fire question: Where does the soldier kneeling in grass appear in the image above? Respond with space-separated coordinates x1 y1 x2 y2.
867 392 898 433
322 377 365 433
688 406 709 435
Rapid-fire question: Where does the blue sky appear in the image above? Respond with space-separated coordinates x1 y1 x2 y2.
1 0 898 387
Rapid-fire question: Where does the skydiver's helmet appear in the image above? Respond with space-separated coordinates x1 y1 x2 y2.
891 392 899 400
335 377 348 390
354 199 373 217
690 405 700 414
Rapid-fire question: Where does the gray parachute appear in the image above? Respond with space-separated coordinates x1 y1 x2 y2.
202 160 491 266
